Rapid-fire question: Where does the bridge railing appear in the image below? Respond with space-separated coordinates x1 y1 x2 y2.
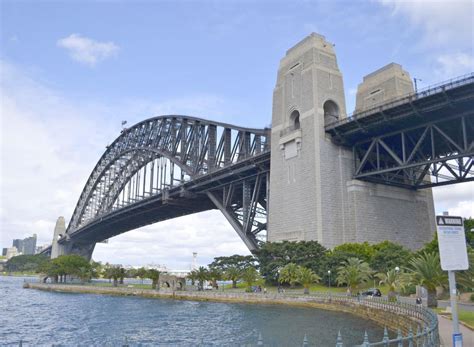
326 72 474 129
245 292 440 346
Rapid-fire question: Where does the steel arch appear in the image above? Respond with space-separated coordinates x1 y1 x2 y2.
66 115 270 236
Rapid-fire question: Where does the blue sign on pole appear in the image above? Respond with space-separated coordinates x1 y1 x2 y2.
453 333 463 347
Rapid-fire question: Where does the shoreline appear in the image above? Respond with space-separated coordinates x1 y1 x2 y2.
24 282 423 335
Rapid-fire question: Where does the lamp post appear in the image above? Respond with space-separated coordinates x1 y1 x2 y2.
395 266 400 301
277 268 281 293
328 270 331 289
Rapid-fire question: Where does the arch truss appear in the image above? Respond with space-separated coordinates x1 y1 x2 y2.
64 115 270 251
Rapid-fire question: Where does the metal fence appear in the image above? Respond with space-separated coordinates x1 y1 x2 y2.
246 293 440 347
19 284 440 346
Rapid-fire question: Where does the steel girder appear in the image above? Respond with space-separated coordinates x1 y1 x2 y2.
207 171 269 250
66 115 270 236
353 113 474 188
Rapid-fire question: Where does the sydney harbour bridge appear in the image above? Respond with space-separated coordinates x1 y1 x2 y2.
41 35 474 260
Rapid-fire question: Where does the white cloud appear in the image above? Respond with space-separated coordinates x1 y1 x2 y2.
433 182 474 219
0 60 247 268
57 34 119 66
377 0 473 47
434 53 474 80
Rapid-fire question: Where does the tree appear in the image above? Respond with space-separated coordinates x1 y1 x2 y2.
209 255 256 271
208 268 223 289
298 266 321 294
38 259 61 283
224 267 242 289
333 242 375 263
241 266 260 291
187 270 198 286
376 268 403 301
6 254 49 273
464 217 474 246
336 257 373 294
370 241 412 273
90 261 103 279
457 248 473 291
195 266 209 290
278 263 300 288
136 267 148 284
209 255 256 288
255 241 327 283
406 252 447 308
76 266 92 283
37 255 92 283
104 264 124 287
126 267 138 279
146 269 161 289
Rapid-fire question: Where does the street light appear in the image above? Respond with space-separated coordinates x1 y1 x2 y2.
328 270 331 289
395 266 400 301
277 267 282 293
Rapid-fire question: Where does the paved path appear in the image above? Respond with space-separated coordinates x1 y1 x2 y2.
438 300 474 312
437 315 473 346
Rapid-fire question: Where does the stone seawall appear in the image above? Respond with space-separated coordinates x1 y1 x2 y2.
25 283 426 335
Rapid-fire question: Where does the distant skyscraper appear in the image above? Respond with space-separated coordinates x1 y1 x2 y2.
2 248 7 256
5 247 20 259
12 239 23 252
23 234 37 255
11 234 37 255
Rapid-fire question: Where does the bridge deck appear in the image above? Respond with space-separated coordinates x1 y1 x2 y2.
60 151 270 246
326 73 474 146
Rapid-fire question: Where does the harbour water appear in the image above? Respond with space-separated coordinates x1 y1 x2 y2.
1 276 386 346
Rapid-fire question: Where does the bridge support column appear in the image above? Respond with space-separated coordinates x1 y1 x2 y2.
268 33 435 250
50 216 96 260
51 217 66 259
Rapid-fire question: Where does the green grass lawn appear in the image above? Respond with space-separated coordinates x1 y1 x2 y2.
458 311 474 328
221 282 390 295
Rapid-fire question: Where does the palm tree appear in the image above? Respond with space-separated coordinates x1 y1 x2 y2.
298 266 321 294
208 268 223 289
195 266 209 290
406 251 447 307
76 266 92 284
279 263 300 288
241 266 259 291
187 269 198 286
376 268 403 301
336 257 373 295
224 266 242 289
457 248 473 291
104 265 123 287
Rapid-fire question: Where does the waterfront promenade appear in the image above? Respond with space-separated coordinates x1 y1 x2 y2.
25 281 440 345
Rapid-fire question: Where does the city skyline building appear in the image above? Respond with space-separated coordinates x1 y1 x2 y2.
11 234 37 255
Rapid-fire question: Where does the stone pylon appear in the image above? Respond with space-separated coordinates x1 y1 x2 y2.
51 216 66 259
267 33 435 249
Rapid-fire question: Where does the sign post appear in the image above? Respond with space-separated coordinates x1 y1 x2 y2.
436 215 468 347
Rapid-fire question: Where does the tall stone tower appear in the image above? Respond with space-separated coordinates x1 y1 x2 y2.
51 216 66 259
268 33 435 249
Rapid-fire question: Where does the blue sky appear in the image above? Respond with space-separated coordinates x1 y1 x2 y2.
1 0 473 267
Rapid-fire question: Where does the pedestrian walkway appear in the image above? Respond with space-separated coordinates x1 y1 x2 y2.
437 315 473 346
438 300 474 313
